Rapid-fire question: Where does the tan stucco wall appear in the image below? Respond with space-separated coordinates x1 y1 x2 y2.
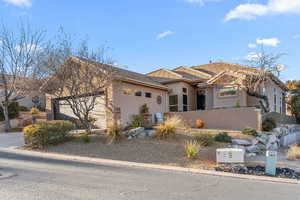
164 81 196 112
213 85 247 108
168 107 262 131
112 81 168 126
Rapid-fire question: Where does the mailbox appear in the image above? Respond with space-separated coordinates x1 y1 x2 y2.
265 151 277 176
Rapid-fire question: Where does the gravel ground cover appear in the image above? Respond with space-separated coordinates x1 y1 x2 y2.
34 134 226 170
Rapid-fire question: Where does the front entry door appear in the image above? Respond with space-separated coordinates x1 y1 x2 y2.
197 90 206 110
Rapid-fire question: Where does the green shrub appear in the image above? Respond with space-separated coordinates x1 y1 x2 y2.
0 102 20 121
214 132 232 143
30 107 40 115
23 120 74 148
130 115 144 128
140 104 149 114
185 140 201 159
242 127 258 137
262 118 277 132
194 134 214 146
81 134 91 143
19 106 29 112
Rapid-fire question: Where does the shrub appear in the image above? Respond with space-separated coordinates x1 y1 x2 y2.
23 120 74 148
107 121 123 144
140 104 149 114
19 106 29 112
287 145 300 161
262 118 276 132
185 140 201 159
81 133 91 143
130 115 144 128
214 132 232 143
30 107 40 115
242 127 258 137
155 115 183 139
0 102 20 121
194 134 214 146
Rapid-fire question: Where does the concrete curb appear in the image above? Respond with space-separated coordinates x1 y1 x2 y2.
1 148 299 184
0 171 16 180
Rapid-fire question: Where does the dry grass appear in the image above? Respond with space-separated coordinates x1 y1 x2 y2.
287 145 300 161
155 115 184 139
185 140 201 159
107 121 123 144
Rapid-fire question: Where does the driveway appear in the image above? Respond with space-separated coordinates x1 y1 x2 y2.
0 132 24 149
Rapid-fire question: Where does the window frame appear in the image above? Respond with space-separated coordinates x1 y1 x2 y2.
135 91 142 97
145 92 152 98
218 86 238 98
169 95 178 112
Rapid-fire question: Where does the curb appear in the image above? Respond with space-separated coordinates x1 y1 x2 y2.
0 171 16 180
1 148 299 184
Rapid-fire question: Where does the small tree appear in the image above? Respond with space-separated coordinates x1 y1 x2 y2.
0 23 45 131
238 48 285 113
288 83 300 124
40 31 115 134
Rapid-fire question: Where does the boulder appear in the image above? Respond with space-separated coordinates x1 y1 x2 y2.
232 139 252 146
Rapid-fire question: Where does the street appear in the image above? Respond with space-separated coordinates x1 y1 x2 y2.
0 149 299 200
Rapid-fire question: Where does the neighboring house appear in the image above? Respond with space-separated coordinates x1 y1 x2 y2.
46 57 288 130
0 75 46 110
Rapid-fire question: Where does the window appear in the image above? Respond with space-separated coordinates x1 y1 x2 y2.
182 88 187 93
169 95 178 112
135 91 142 97
279 97 282 114
123 89 133 95
274 88 277 112
183 94 188 112
219 87 237 97
145 92 152 98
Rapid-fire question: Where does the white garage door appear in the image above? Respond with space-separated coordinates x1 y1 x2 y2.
58 95 107 129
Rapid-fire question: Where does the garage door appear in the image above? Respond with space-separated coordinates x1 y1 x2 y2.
57 95 107 129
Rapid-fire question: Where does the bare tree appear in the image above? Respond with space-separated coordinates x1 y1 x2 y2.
236 47 285 113
40 32 115 134
0 23 45 131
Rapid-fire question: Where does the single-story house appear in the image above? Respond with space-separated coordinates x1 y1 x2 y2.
45 57 289 130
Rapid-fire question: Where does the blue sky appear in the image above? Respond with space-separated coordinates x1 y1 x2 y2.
1 0 299 81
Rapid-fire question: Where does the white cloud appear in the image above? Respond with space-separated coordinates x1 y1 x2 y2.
225 0 300 21
293 34 300 39
156 31 175 40
183 0 221 5
3 0 32 7
248 43 257 48
256 38 280 47
246 52 262 61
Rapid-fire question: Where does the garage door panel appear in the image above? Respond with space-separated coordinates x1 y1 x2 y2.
57 95 106 129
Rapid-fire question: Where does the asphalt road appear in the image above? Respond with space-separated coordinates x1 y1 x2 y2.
0 150 299 200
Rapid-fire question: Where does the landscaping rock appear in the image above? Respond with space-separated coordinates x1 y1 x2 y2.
215 165 300 180
232 139 252 146
123 127 145 138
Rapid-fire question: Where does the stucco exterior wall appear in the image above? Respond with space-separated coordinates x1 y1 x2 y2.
112 81 168 126
168 107 262 131
164 81 196 112
213 85 247 108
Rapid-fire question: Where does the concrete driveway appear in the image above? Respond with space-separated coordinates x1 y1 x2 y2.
0 132 24 149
